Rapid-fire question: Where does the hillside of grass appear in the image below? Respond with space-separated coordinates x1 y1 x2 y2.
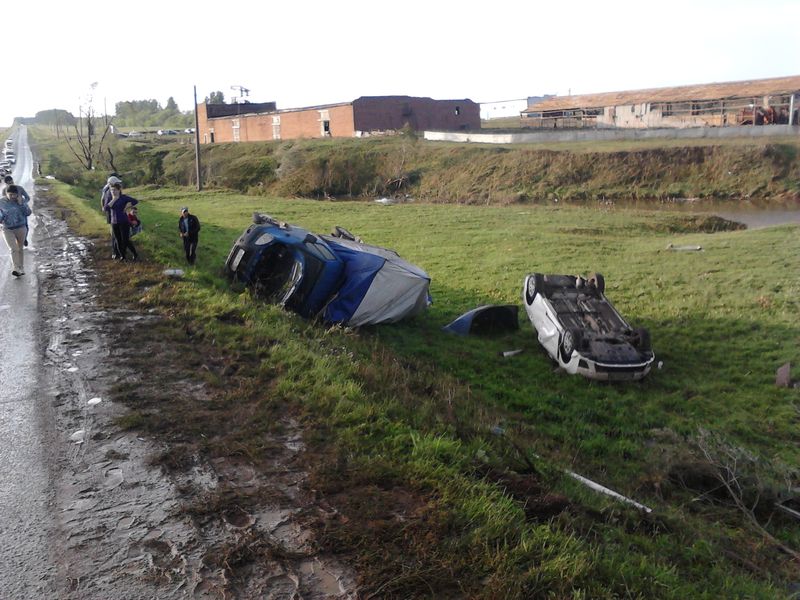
30 125 800 205
40 169 800 597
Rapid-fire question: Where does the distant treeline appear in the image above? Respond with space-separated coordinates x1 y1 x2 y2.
18 98 193 129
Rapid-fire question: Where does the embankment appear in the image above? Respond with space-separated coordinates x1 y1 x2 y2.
44 133 800 204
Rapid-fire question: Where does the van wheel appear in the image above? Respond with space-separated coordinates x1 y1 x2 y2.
589 272 605 294
560 329 582 362
525 273 545 304
635 327 652 352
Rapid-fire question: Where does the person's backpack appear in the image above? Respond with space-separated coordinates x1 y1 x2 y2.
129 214 143 237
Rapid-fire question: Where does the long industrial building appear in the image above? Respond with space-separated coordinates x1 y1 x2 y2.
521 75 800 129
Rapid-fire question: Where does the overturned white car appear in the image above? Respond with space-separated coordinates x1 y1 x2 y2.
522 273 655 381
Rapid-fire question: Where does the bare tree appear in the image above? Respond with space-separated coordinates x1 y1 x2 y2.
62 83 115 172
692 428 800 560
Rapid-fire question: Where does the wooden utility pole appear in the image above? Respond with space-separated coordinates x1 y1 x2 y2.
194 85 202 191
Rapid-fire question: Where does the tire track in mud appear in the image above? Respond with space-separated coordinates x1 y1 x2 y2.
36 190 357 599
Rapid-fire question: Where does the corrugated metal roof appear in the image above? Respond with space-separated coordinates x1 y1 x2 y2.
523 75 800 112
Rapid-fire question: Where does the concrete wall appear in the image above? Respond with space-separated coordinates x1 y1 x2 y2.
596 104 729 129
424 125 800 145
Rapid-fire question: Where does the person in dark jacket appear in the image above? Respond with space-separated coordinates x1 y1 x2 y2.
3 175 30 246
103 182 139 261
178 207 200 264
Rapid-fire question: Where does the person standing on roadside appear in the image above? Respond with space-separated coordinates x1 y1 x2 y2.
103 182 139 262
101 174 122 259
178 206 200 265
2 175 30 246
0 185 32 276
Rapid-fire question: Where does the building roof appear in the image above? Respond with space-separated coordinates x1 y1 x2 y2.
523 75 800 112
206 101 277 118
205 100 352 120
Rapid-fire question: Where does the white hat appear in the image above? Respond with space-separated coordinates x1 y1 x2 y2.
107 176 122 185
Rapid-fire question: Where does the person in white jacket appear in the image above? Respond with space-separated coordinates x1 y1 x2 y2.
0 185 32 276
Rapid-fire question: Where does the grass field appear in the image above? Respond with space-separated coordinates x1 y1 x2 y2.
47 175 800 597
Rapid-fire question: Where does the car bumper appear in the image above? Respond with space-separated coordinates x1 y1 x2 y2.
563 354 654 381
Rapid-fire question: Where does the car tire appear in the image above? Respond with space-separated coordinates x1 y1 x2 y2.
525 273 545 304
560 328 582 362
635 327 652 352
589 272 605 294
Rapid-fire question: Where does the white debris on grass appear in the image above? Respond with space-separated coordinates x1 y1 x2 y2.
87 397 102 406
70 430 85 443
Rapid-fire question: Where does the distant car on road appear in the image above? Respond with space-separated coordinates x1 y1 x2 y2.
127 131 144 138
522 272 655 381
184 128 196 134
157 129 178 136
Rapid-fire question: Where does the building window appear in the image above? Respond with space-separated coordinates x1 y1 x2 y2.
318 110 331 137
455 106 461 116
209 128 215 143
232 119 240 142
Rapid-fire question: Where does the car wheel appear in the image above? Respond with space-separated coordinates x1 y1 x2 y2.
635 327 652 352
560 328 581 362
525 273 545 304
589 272 605 294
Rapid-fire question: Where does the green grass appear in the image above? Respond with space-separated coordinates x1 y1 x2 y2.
44 173 800 595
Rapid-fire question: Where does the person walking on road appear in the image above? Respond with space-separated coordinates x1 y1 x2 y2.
0 185 32 276
101 174 122 259
103 182 139 262
3 175 31 246
178 207 200 265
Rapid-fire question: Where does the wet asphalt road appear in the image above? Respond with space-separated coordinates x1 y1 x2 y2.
0 127 58 596
0 128 358 599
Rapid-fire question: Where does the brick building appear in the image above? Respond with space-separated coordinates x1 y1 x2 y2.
197 96 480 144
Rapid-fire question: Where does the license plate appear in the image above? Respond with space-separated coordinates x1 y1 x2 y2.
231 248 245 271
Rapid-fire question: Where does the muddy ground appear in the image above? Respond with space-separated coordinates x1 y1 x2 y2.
36 188 358 599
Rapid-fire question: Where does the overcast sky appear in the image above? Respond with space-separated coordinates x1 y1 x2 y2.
5 0 798 126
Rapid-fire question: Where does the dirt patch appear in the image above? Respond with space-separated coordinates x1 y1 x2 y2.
36 187 357 599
